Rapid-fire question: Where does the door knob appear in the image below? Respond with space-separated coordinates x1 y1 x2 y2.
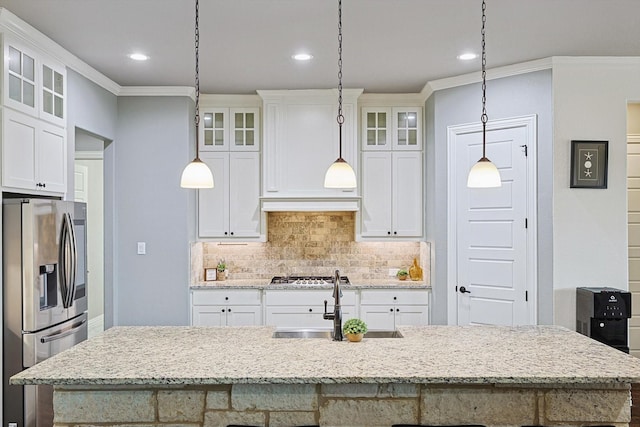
459 286 471 294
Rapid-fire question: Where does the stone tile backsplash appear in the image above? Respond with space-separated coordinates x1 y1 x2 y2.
192 212 430 282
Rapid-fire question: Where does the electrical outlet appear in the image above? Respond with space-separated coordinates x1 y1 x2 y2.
388 268 399 277
9 423 18 427
137 242 146 255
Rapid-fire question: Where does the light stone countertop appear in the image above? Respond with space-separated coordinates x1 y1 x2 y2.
11 325 640 386
190 279 430 290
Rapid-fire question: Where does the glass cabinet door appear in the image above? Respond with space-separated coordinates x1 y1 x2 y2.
230 108 260 151
393 107 421 150
200 109 228 151
42 64 64 120
7 45 36 110
362 107 391 150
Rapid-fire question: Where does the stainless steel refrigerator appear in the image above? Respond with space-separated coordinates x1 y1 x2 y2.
3 198 88 427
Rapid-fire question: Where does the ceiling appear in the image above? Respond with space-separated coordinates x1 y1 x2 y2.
0 0 639 94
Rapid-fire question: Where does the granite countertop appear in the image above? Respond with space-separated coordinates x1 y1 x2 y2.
11 325 640 386
190 279 430 290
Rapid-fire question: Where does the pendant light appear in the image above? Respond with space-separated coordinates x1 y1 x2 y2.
467 0 501 188
181 0 214 189
324 0 357 189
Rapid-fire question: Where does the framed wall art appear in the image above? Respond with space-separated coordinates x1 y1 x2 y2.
570 140 608 189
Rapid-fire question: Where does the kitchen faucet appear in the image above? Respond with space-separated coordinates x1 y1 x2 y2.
323 269 343 341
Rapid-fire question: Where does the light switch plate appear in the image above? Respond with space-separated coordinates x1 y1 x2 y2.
389 268 399 277
137 242 146 255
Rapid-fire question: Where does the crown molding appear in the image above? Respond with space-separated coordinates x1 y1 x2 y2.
358 93 425 107
552 56 640 66
423 57 553 94
0 7 121 95
629 134 640 144
119 86 195 100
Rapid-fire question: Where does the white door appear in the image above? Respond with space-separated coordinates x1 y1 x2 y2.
449 115 537 326
198 152 229 237
229 152 260 237
37 123 67 193
226 306 262 326
74 164 89 202
361 151 392 237
392 151 423 237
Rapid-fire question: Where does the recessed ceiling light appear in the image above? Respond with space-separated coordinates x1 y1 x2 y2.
292 53 313 61
457 53 478 61
129 53 149 61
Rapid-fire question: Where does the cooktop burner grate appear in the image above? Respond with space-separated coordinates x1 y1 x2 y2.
270 275 350 285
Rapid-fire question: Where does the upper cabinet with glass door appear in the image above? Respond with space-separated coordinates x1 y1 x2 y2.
200 107 260 152
2 35 66 128
361 107 422 151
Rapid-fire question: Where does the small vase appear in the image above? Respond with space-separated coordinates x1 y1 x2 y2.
217 271 225 281
398 275 407 281
345 333 364 342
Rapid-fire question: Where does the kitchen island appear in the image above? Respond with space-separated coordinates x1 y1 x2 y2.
11 325 640 427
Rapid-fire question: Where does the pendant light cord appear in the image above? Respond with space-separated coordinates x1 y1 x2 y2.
194 0 201 160
337 0 344 159
480 0 488 159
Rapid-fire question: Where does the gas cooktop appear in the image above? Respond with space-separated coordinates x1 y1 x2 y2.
270 275 350 285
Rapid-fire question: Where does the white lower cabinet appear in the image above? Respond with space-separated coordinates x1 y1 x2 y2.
264 289 357 329
191 289 262 326
359 289 429 330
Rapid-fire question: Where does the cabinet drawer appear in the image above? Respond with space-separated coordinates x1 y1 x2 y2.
360 289 428 305
192 289 261 305
265 289 356 306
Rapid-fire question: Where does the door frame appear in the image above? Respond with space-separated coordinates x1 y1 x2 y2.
446 114 538 325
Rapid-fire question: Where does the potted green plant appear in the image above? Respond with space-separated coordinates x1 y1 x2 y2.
217 259 226 281
396 269 409 281
342 318 368 342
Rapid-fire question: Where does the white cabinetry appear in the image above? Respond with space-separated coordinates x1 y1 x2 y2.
191 289 262 326
197 100 262 240
265 289 357 329
199 152 261 239
259 89 362 199
2 35 67 195
359 289 428 330
360 106 423 240
2 108 66 194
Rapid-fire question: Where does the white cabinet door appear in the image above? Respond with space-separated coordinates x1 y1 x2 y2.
392 151 422 237
198 153 229 237
200 108 228 151
392 107 422 150
39 60 66 127
192 305 226 326
362 107 391 150
361 151 392 237
3 109 36 189
229 152 260 237
36 121 66 193
2 108 66 194
360 306 396 331
226 306 262 326
3 39 37 116
265 305 356 329
395 305 429 327
230 108 260 151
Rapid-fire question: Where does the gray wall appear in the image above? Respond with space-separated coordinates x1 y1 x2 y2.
426 69 553 325
66 69 118 327
114 96 194 326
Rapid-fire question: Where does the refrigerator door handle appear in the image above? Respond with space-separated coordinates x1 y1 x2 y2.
40 317 87 343
67 212 78 307
58 213 69 308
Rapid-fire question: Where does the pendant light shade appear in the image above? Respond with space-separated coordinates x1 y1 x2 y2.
324 158 357 188
181 158 214 188
467 0 501 189
467 157 501 188
181 0 214 189
324 0 356 189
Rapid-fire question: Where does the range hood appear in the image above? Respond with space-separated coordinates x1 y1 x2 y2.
258 89 363 213
261 197 360 212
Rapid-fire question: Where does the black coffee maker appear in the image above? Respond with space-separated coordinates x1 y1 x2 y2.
576 287 631 353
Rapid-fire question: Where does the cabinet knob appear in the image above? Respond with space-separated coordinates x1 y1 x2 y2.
390 308 393 312
42 183 46 188
228 308 231 312
224 232 228 235
387 231 391 235
225 297 229 300
309 308 313 312
221 309 226 313
393 231 397 235
393 296 397 300
396 308 400 312
230 232 234 236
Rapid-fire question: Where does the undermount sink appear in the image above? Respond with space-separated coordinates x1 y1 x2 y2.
272 329 403 339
